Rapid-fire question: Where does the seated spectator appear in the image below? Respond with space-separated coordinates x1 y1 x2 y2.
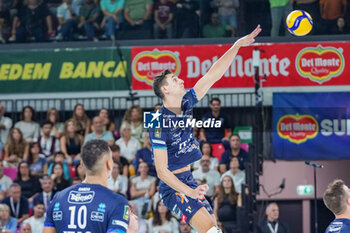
256 202 291 233
130 162 156 219
180 219 196 233
115 122 140 163
219 134 248 174
50 162 71 192
0 203 17 233
33 176 56 211
147 200 179 233
75 160 85 181
4 128 29 168
133 132 157 177
47 0 63 14
193 142 219 171
320 0 347 34
45 151 72 182
98 108 116 133
174 0 200 38
14 162 41 203
221 156 245 194
0 2 10 43
153 0 174 39
211 0 239 36
203 12 233 38
122 105 144 143
28 142 47 177
14 106 40 143
56 0 80 41
214 175 241 233
46 108 64 138
19 222 32 233
72 104 91 137
107 162 128 196
0 161 13 201
10 0 54 42
110 145 129 177
0 104 13 146
128 202 148 233
192 154 220 200
4 0 20 18
23 201 45 233
78 0 100 41
60 119 83 166
199 98 231 144
36 121 60 160
268 0 293 36
123 0 153 40
100 0 124 40
2 183 29 225
84 116 115 146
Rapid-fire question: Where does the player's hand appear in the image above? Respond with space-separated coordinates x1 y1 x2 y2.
235 24 261 47
192 184 209 199
127 210 138 233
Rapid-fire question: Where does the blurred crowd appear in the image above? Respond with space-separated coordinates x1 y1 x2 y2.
0 0 348 44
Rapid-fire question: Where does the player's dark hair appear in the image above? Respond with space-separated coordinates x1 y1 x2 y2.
152 200 172 226
323 179 348 215
153 69 171 99
41 120 53 128
82 140 110 174
210 97 221 105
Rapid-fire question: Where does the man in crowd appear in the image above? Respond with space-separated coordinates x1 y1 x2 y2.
256 202 291 233
220 134 248 173
37 121 60 160
153 0 174 39
100 0 124 40
85 116 115 146
78 0 100 41
110 144 129 177
133 132 157 177
20 222 32 233
33 176 55 211
24 201 45 233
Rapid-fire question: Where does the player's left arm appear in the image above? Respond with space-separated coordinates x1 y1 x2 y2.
193 25 261 101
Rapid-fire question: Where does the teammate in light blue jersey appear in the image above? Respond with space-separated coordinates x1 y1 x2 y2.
150 25 261 233
324 179 350 233
43 140 138 233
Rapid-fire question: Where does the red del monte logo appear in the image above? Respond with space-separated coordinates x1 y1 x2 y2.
296 45 344 84
132 49 181 85
277 114 318 144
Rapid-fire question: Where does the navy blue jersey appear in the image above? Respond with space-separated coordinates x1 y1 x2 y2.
326 219 350 233
149 88 202 171
44 183 130 233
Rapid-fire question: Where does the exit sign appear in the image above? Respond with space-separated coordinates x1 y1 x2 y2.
297 185 314 195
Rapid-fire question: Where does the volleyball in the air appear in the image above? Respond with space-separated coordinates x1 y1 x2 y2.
286 10 313 36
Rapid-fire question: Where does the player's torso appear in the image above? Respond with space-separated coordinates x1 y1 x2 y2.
326 219 350 233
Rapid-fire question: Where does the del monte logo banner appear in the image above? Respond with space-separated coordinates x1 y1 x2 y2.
273 92 350 159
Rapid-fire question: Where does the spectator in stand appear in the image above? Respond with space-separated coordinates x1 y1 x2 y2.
84 116 115 146
130 162 156 219
100 0 124 40
14 162 41 203
180 219 196 233
50 162 71 192
19 222 32 233
107 162 128 196
0 104 12 146
214 175 241 233
4 128 29 168
46 0 63 14
147 200 179 233
0 203 17 233
28 142 46 177
98 108 116 133
320 0 347 34
221 156 245 194
174 0 200 38
133 132 157 177
10 0 54 42
110 145 129 177
4 0 20 18
23 201 45 233
56 0 80 41
122 105 144 143
0 161 13 201
46 108 64 138
199 97 231 144
45 151 72 182
36 121 60 160
211 0 239 36
153 0 174 39
74 161 85 181
129 202 148 233
115 122 140 163
60 119 83 166
33 176 55 211
123 0 153 39
14 106 40 143
203 12 234 38
269 0 293 36
2 183 29 225
256 202 291 233
193 142 219 171
78 0 100 42
72 103 91 137
0 1 10 43
220 134 248 173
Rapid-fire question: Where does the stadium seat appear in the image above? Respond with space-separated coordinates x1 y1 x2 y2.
211 143 225 161
3 167 18 181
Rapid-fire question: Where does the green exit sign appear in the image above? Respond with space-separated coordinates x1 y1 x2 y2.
297 185 314 195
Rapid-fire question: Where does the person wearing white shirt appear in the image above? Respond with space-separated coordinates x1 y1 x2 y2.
56 0 81 41
36 121 60 159
0 104 13 146
14 106 40 142
107 162 128 196
221 156 245 194
0 161 13 200
115 122 141 163
24 201 45 233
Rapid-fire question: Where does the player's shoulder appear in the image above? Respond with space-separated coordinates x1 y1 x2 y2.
326 219 350 233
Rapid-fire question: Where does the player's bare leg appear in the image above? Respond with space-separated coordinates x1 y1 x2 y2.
189 207 222 233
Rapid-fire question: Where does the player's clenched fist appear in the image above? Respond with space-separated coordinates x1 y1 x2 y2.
191 184 209 199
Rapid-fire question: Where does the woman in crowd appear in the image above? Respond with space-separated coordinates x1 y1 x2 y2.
75 160 85 181
14 161 42 203
14 106 40 142
115 122 140 163
192 142 219 171
46 108 64 138
107 162 128 197
122 105 144 143
28 142 46 177
98 108 116 133
45 151 72 182
0 204 16 233
148 200 179 233
72 104 91 137
60 119 83 166
51 162 71 192
3 128 29 167
214 175 241 233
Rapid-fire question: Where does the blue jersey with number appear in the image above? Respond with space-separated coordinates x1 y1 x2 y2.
44 183 130 233
325 219 350 233
149 88 202 171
